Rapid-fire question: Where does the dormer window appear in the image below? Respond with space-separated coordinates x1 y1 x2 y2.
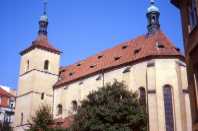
156 42 165 49
122 45 128 49
44 60 49 71
114 56 121 61
69 72 74 76
97 55 103 59
134 48 141 54
175 47 180 52
76 63 81 66
90 64 96 68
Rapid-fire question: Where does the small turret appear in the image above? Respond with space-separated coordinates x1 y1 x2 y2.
146 0 160 35
38 0 48 36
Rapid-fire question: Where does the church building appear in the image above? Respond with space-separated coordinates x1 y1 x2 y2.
14 1 192 131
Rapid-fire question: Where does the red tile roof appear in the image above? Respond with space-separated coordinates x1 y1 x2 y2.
0 88 13 97
20 35 61 55
54 31 184 88
0 87 15 108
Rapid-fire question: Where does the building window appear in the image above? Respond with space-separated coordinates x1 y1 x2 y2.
57 104 62 115
72 100 78 112
9 97 15 109
188 0 198 32
41 93 44 100
25 60 29 72
163 85 174 131
44 60 49 71
21 112 23 125
139 87 146 106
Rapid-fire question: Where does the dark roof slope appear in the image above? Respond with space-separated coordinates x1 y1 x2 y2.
20 35 61 55
54 31 184 88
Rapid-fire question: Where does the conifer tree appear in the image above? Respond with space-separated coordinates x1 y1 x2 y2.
71 80 147 131
29 105 53 131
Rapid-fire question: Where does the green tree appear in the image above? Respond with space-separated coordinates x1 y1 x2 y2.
29 105 53 131
71 80 147 131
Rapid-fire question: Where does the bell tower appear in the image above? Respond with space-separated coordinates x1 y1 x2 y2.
14 1 61 130
146 0 160 34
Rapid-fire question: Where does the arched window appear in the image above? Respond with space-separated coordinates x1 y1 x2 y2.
41 93 44 100
163 85 174 131
151 15 156 23
44 60 49 71
72 100 78 111
20 112 23 125
139 87 146 106
57 104 62 115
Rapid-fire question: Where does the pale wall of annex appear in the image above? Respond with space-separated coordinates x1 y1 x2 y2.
53 58 192 131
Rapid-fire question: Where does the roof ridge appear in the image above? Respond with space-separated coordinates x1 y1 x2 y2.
55 31 183 88
60 34 146 70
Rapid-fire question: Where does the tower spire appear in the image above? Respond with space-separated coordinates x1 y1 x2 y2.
38 0 48 36
146 0 160 35
43 0 47 15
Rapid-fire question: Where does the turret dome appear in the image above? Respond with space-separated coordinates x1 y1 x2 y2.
40 15 48 22
147 4 159 13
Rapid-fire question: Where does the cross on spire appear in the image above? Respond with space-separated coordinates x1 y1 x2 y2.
150 0 155 5
43 0 48 15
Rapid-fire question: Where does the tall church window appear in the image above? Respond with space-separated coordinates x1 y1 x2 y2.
57 104 62 115
139 87 146 106
163 85 174 131
44 60 49 71
188 0 198 32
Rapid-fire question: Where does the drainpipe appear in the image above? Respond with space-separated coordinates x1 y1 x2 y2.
146 70 150 131
102 69 105 87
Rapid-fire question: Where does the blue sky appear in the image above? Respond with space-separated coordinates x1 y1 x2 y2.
0 0 182 89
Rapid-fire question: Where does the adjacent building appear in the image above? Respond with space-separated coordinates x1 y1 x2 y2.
171 0 198 130
0 85 16 128
14 1 192 131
